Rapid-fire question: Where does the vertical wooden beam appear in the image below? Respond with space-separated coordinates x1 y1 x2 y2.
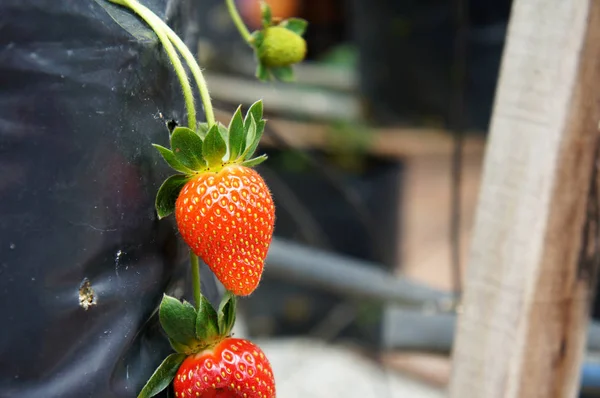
449 1 600 398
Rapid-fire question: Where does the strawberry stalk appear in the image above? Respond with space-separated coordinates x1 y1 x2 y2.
110 0 215 126
190 251 202 312
225 0 253 43
108 0 197 129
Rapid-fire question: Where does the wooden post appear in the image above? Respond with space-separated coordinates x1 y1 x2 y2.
449 1 600 398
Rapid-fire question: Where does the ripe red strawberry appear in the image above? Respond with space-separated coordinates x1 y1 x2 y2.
153 101 273 296
137 291 274 398
175 165 274 296
173 337 275 398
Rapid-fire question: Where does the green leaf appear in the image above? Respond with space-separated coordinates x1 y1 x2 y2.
243 118 257 158
202 124 227 167
250 30 265 49
257 120 266 135
271 65 294 82
217 122 229 143
256 62 271 82
196 296 220 341
152 144 194 174
228 106 245 160
197 122 209 139
159 295 199 346
170 127 206 170
280 18 308 35
155 175 190 219
242 115 264 159
137 353 186 398
217 291 237 335
260 1 272 27
241 154 268 167
168 337 191 354
244 100 263 133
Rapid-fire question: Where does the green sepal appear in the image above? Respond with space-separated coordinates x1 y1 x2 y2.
279 18 308 36
197 122 209 139
137 353 186 398
271 65 294 82
155 175 190 219
170 127 206 170
168 337 191 355
260 1 272 27
257 120 266 135
256 62 271 82
158 294 199 347
217 122 229 143
241 115 264 159
244 100 263 133
242 115 257 158
202 124 227 167
195 295 220 341
217 291 237 335
228 105 245 160
152 144 194 174
250 30 265 49
241 154 268 168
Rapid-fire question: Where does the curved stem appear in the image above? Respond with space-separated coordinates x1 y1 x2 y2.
225 0 252 44
190 253 202 311
146 14 216 126
116 0 197 130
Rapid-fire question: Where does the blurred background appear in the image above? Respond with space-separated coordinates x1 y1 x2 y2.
5 0 600 397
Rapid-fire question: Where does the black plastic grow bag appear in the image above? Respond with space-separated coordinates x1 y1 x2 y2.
0 1 219 397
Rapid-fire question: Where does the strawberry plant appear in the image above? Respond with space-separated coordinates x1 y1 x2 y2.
105 0 308 396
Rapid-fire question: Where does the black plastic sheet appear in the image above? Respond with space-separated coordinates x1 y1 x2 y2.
0 1 219 397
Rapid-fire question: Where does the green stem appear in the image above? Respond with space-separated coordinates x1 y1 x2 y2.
149 17 216 126
225 0 252 43
190 253 202 311
114 0 197 130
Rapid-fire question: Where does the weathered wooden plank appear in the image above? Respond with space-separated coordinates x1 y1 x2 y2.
449 1 600 397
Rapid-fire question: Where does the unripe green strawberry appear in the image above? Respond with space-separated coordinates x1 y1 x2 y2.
259 26 306 67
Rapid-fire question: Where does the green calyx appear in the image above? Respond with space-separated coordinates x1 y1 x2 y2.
250 1 308 82
160 291 237 353
137 291 237 398
153 100 267 219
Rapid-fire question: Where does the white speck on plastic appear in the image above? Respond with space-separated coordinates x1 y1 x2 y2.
114 249 124 276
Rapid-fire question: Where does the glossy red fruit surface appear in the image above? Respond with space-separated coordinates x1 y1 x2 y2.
173 338 275 398
175 165 275 296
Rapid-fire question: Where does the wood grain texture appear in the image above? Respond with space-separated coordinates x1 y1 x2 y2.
449 1 600 397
